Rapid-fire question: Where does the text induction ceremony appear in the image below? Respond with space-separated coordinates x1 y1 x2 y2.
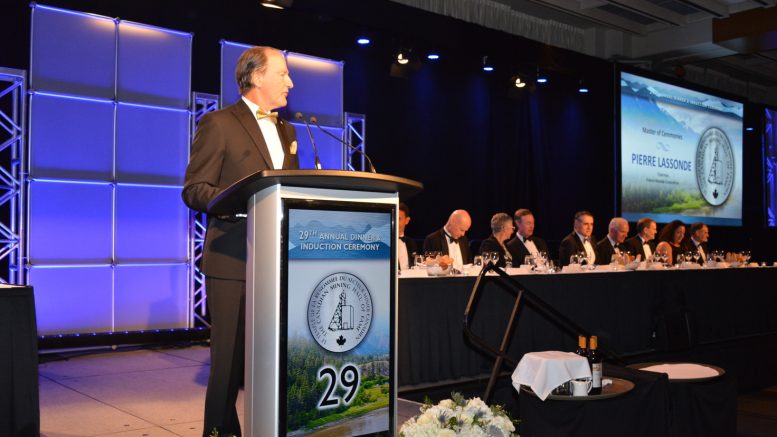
3 1 777 437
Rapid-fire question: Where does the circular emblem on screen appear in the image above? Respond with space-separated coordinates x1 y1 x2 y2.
695 127 734 206
307 273 373 353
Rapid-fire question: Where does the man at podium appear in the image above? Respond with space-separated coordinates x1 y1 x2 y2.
182 46 299 437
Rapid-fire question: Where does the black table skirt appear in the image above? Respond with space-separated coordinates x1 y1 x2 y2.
398 268 777 389
0 286 40 437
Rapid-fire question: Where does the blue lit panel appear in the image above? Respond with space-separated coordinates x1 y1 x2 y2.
28 181 113 264
30 266 113 335
116 103 190 185
286 52 344 127
115 185 189 263
29 93 115 181
290 123 344 170
117 21 192 108
219 40 252 108
114 264 189 330
30 5 116 98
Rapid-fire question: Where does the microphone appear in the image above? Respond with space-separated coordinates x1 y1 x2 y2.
309 116 377 173
295 112 322 170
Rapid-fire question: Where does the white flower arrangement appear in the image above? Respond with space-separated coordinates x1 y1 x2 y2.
400 392 518 437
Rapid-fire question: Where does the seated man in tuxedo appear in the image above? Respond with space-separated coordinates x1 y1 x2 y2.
595 217 629 265
681 222 710 263
506 208 548 266
397 202 417 270
423 209 473 268
558 211 597 266
478 212 514 268
625 217 657 261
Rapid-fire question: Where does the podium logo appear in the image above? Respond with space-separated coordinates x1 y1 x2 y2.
307 272 373 353
695 127 734 206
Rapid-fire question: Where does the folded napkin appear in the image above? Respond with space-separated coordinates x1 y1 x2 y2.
639 363 719 380
512 351 592 400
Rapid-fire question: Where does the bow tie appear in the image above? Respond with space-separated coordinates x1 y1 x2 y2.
256 109 278 124
643 241 649 246
523 236 533 242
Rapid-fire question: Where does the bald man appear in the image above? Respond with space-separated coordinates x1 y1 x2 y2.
595 217 629 265
423 209 473 268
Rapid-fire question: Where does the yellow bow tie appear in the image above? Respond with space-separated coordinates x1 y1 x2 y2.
256 109 278 124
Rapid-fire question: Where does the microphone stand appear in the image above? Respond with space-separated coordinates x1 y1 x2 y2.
310 116 377 173
295 112 322 170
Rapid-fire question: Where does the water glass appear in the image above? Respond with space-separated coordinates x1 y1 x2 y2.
474 255 483 267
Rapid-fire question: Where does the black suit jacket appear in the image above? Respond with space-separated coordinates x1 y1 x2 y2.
595 237 628 265
478 235 511 268
399 235 418 267
558 232 597 266
423 228 473 264
625 236 657 261
182 100 299 280
505 235 549 266
680 239 710 263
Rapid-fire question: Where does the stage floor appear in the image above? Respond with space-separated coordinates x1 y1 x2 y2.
38 343 776 437
38 343 421 437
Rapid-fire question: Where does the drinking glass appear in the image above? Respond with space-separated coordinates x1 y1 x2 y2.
414 254 425 269
742 250 751 264
474 255 483 267
691 251 700 264
524 255 533 267
570 253 580 265
490 252 500 265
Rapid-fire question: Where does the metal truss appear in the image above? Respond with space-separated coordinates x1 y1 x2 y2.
0 68 26 285
344 112 367 172
188 92 219 327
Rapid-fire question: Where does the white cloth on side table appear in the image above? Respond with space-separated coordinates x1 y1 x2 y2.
512 351 592 400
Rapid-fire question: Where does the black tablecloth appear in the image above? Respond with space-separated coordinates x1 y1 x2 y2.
518 363 736 437
0 286 40 437
398 268 777 389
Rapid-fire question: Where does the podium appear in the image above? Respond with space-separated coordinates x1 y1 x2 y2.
208 170 422 437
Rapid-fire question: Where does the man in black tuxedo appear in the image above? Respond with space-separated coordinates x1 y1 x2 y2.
681 222 710 263
423 209 473 267
625 217 658 262
397 202 418 270
506 208 548 266
182 46 298 437
596 217 629 265
478 212 515 267
558 211 597 266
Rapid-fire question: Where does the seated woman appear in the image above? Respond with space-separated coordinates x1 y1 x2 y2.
478 212 514 268
655 220 686 265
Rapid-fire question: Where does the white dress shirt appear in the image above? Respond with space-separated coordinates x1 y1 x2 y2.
242 97 284 169
576 232 596 263
446 233 464 269
397 235 409 270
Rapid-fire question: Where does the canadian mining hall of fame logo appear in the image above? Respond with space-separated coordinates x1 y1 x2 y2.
695 127 734 206
307 272 373 353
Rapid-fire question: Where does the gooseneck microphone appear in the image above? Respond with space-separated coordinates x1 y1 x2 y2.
295 112 322 170
309 116 377 173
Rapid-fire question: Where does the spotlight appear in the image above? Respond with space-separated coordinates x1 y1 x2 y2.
260 0 293 9
357 37 370 45
536 67 548 84
482 56 494 72
427 53 440 60
745 127 754 131
512 75 526 88
397 52 409 65
578 80 589 93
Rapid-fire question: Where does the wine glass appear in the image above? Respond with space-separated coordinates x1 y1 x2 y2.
414 254 425 269
570 253 580 265
692 250 700 264
742 250 751 264
524 255 533 267
490 251 500 266
473 255 483 268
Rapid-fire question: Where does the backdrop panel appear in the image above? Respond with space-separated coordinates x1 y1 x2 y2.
28 181 113 265
30 266 113 334
114 184 189 263
113 264 189 330
29 93 115 181
30 5 116 99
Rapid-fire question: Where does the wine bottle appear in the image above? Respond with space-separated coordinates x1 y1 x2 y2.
575 335 588 358
589 335 602 395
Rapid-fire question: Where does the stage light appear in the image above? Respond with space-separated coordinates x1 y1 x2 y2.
512 75 526 88
260 0 293 9
482 56 494 72
427 53 440 60
578 80 589 93
357 37 370 45
397 52 409 65
745 126 754 131
536 68 548 84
